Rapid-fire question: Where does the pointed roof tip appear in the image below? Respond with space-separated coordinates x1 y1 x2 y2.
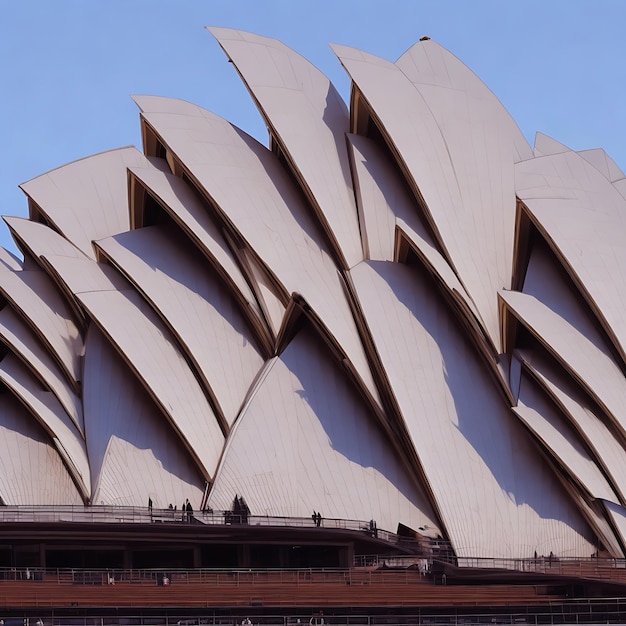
328 42 371 63
205 26 282 47
205 25 228 39
533 131 571 157
131 95 207 117
130 95 145 111
131 94 172 113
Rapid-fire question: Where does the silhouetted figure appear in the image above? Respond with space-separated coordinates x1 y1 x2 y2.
239 496 250 524
316 512 322 527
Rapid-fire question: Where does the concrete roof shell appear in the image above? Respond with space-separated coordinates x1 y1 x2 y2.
0 393 83 505
516 149 626 365
209 326 439 532
208 27 363 270
19 147 150 260
333 43 515 352
95 225 265 429
351 260 594 558
0 266 83 387
126 161 263 324
395 39 533 164
500 290 626 443
132 96 382 413
516 349 626 506
83 325 205 508
0 307 83 432
77 287 224 481
0 354 90 501
514 373 619 503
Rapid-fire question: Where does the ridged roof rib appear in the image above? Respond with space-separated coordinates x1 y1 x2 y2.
6 215 224 488
333 44 516 352
208 27 363 270
522 238 614 358
77 288 224 481
96 225 265 428
516 350 626 505
500 291 626 443
0 307 83 432
0 354 90 501
20 147 150 259
516 149 626 365
514 372 618 503
126 162 264 326
346 134 488 347
350 261 594 558
208 326 438 532
131 96 381 412
83 326 205 507
0 265 83 387
0 393 82 505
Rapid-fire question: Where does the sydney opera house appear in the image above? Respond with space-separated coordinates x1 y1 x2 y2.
1 27 626 620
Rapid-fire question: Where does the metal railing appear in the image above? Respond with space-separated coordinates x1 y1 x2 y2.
2 506 624 580
0 506 387 532
7 605 626 626
0 506 442 555
0 566 432 586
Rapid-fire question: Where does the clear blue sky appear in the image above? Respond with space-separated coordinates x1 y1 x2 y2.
1 0 624 254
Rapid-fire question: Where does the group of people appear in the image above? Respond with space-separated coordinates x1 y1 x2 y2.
163 499 194 522
311 511 323 527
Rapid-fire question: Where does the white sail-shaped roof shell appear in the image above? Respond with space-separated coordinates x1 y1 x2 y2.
0 265 83 386
522 238 613 357
96 225 265 428
516 149 626 364
333 44 514 350
0 248 22 271
514 373 618 502
395 39 533 163
0 393 82 505
208 27 362 270
83 325 205 508
133 96 381 411
209 326 438 532
19 147 150 260
578 148 624 182
0 307 83 432
77 287 224 481
127 162 262 322
603 501 626 550
500 290 626 441
350 260 594 558
5 231 225 481
0 354 90 500
516 349 626 505
347 134 484 329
